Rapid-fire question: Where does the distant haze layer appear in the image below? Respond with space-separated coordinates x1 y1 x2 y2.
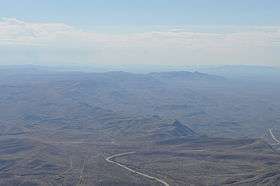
0 18 280 67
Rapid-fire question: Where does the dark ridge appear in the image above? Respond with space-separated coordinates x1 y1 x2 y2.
151 120 199 142
171 120 198 137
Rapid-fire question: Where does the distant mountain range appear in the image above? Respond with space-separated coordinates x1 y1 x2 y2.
1 64 279 81
195 65 280 81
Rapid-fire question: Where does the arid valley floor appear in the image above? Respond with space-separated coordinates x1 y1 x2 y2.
1 66 280 185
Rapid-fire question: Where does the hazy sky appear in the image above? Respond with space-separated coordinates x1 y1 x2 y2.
0 0 279 67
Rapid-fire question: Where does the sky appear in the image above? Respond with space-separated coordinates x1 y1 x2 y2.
0 0 280 67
